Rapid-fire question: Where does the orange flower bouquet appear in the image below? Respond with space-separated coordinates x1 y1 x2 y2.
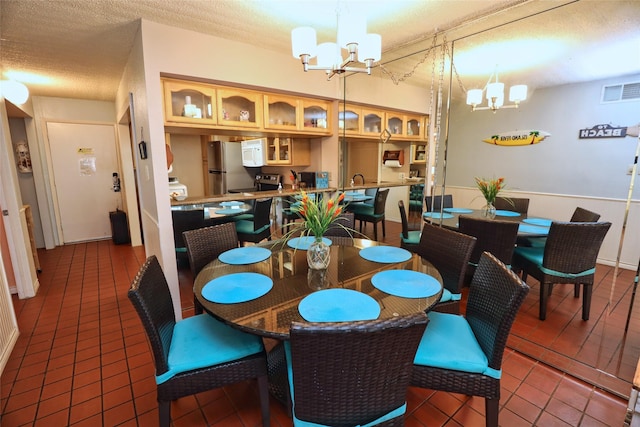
474 176 505 205
285 191 348 241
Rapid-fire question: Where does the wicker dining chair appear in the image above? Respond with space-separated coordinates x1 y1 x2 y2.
236 197 273 245
183 222 239 314
411 252 530 427
570 206 601 222
285 312 428 426
512 221 611 320
424 194 453 212
127 256 270 427
398 200 420 253
351 188 390 241
323 211 355 237
416 223 476 314
494 196 530 214
458 215 519 284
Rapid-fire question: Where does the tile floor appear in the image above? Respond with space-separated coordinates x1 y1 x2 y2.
1 220 629 426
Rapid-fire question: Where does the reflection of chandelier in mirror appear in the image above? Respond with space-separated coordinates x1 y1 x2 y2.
466 68 527 112
291 10 381 81
1 80 30 105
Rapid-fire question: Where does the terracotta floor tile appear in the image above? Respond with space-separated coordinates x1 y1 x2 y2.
2 237 632 427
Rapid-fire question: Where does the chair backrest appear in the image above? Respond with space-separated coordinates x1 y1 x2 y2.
288 312 428 426
466 252 530 371
127 256 174 376
398 200 410 239
365 187 378 198
424 194 453 212
252 197 273 231
409 184 424 201
417 223 476 294
324 212 355 237
570 207 601 222
373 188 389 215
183 222 239 278
542 221 611 273
458 215 519 265
172 209 205 249
494 197 529 214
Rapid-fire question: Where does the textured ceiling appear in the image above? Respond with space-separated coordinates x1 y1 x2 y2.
1 0 639 102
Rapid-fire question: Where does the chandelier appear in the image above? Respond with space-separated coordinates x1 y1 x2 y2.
291 11 381 80
466 68 527 112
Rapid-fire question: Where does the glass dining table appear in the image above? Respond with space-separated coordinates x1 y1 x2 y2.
423 207 554 237
193 237 443 340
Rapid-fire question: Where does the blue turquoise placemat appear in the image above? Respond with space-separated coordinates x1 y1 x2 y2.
423 212 454 219
523 218 553 227
220 201 244 207
202 273 273 304
444 208 473 214
371 270 441 298
495 210 521 217
215 208 249 215
218 247 271 265
359 246 412 263
518 224 550 235
287 236 332 250
298 289 380 322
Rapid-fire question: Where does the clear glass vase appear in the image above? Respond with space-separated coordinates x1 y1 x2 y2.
482 201 497 219
307 238 330 270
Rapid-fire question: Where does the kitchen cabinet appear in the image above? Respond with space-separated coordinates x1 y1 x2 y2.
340 103 427 141
264 94 299 131
387 113 426 141
362 108 384 137
217 88 263 129
410 143 428 164
163 79 217 126
301 99 331 135
265 137 310 166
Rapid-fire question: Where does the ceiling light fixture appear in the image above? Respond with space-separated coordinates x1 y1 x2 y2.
1 80 30 105
291 10 381 81
466 67 527 112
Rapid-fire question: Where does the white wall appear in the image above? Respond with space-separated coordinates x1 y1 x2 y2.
442 73 640 269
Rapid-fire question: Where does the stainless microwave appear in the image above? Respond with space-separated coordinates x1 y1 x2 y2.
240 138 266 167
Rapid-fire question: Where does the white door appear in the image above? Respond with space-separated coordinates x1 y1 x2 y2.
47 122 120 243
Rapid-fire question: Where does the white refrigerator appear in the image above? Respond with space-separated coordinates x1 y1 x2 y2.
207 141 258 195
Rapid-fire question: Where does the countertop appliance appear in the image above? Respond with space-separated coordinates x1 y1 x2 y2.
298 172 317 189
207 141 257 195
241 138 266 167
168 177 188 198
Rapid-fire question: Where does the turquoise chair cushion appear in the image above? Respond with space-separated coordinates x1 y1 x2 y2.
284 342 407 427
525 236 547 248
175 247 187 253
232 213 254 222
438 288 461 303
414 311 501 379
348 203 374 215
400 230 421 245
235 220 270 235
514 246 595 278
156 314 264 384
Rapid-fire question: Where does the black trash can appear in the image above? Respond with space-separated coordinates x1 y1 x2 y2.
109 209 131 244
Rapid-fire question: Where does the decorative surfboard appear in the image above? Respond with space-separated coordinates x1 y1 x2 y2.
482 130 551 146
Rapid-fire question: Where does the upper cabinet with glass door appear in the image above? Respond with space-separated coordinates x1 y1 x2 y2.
163 79 217 126
301 99 331 135
264 94 299 131
217 88 263 129
386 113 426 141
339 104 362 135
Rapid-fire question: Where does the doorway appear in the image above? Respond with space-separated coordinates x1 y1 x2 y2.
46 122 121 243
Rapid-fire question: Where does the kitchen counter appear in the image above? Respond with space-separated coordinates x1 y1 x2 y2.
170 179 422 207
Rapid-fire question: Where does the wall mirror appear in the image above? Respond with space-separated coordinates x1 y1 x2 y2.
345 0 640 398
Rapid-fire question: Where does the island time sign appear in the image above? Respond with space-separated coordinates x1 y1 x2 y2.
482 130 551 146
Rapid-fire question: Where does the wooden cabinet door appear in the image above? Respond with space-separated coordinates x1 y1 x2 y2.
163 79 216 125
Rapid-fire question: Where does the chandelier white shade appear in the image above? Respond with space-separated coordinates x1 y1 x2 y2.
291 11 381 80
466 70 527 112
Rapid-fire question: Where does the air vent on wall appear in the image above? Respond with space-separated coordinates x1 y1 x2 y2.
601 81 640 103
